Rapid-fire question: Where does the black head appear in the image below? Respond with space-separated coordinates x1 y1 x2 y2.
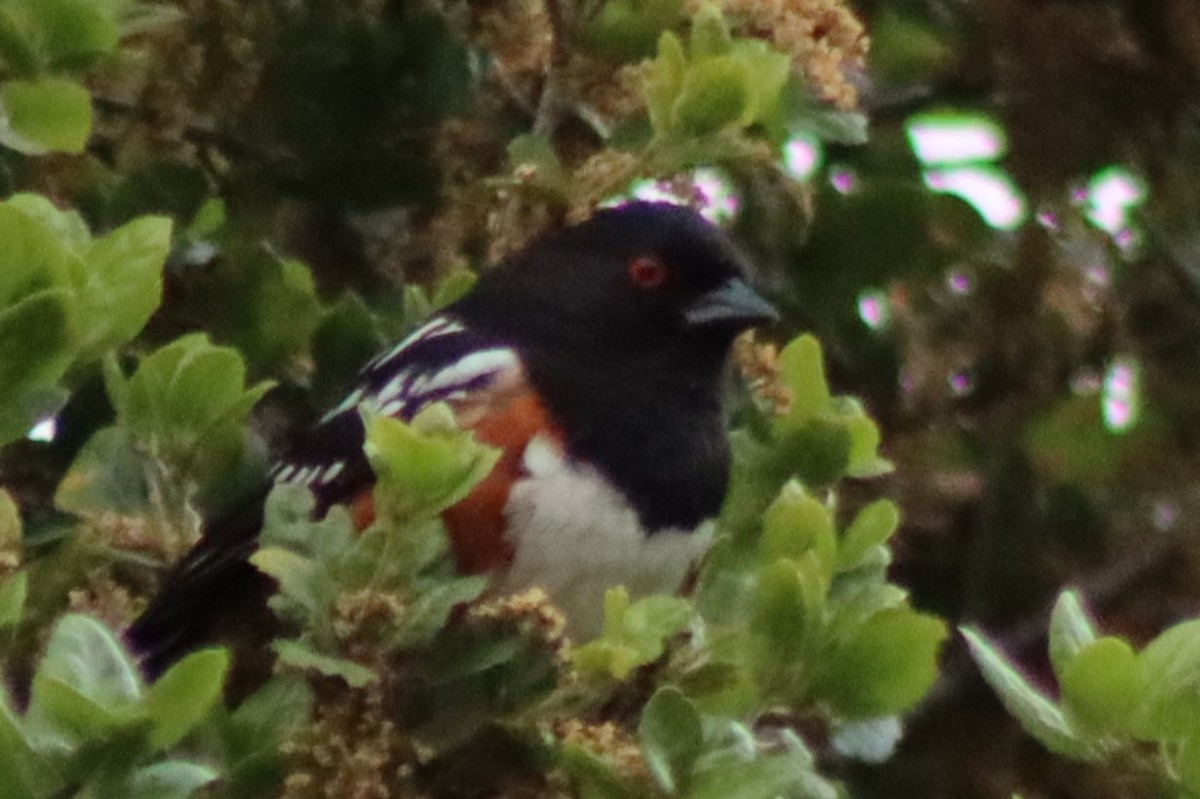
458 202 777 377
452 202 777 533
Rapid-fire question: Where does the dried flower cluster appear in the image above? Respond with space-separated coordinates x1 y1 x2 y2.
707 0 868 108
554 719 651 782
334 588 406 658
281 680 419 799
734 331 793 415
469 587 572 663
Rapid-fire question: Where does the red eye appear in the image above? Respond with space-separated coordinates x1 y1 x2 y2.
628 256 668 289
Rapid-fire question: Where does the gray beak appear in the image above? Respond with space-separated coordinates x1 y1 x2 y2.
685 278 779 330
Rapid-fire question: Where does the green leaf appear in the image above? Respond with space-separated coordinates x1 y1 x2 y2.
393 576 489 647
844 413 891 477
507 134 566 194
73 215 170 354
1131 619 1200 740
272 639 377 688
1047 590 1098 677
224 674 314 756
688 738 835 799
784 82 869 145
0 78 92 154
962 627 1102 759
311 292 385 406
751 558 819 664
0 289 74 445
572 589 692 679
0 690 63 798
112 333 272 488
645 31 687 135
773 418 852 487
0 571 27 629
27 675 133 742
819 609 946 717
365 405 501 522
760 482 836 572
4 193 90 255
688 5 731 60
1176 732 1200 796
146 648 230 749
1059 636 1137 735
638 687 704 793
54 427 152 515
671 55 749 135
580 0 685 60
837 500 899 571
33 614 141 711
25 0 120 67
778 335 832 427
728 39 790 129
0 7 40 75
431 270 477 310
869 10 953 84
0 488 20 544
250 547 323 624
125 760 218 799
560 743 638 799
0 200 72 306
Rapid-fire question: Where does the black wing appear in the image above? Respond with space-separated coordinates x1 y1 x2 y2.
127 314 520 675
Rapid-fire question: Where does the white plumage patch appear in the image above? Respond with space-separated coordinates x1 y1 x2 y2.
368 316 466 369
496 434 714 640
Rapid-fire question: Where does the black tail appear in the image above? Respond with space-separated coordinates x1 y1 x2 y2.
126 484 278 680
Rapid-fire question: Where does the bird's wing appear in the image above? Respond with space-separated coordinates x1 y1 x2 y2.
127 314 521 673
269 314 521 512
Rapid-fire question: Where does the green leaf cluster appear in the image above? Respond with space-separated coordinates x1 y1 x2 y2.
694 480 944 721
56 333 272 520
0 614 226 798
720 335 892 543
0 193 171 446
573 587 693 679
966 590 1200 793
250 406 494 685
644 6 791 139
0 0 180 153
630 687 838 799
578 0 687 60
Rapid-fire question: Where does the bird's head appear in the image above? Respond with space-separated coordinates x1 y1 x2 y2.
465 202 778 375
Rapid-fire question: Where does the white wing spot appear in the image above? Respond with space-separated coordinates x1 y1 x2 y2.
371 317 466 369
273 464 296 482
320 386 366 423
421 349 519 394
375 371 411 404
320 461 346 483
379 399 405 417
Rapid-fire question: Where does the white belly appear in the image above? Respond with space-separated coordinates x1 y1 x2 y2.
495 435 714 640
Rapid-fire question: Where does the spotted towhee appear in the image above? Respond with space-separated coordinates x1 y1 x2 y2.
128 201 777 674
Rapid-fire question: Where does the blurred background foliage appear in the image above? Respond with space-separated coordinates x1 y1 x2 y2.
2 0 1200 796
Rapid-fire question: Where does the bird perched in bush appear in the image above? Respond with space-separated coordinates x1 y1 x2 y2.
128 201 777 675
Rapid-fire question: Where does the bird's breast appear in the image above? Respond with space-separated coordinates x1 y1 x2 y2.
494 433 714 639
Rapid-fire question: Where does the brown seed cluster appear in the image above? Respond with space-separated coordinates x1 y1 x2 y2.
68 573 141 633
554 718 651 782
281 679 423 799
707 0 869 108
469 587 572 663
734 331 793 415
334 588 407 659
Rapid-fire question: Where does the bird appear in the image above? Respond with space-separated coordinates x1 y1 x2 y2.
127 201 778 676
